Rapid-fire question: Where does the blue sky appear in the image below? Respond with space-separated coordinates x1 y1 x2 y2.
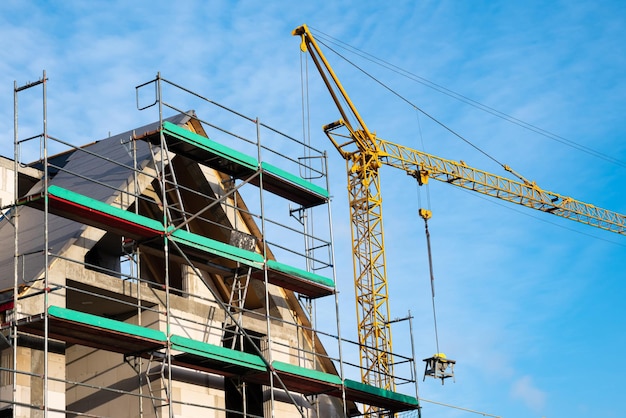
1 1 625 417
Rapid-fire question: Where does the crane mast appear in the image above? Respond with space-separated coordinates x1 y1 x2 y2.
293 24 396 393
293 23 626 411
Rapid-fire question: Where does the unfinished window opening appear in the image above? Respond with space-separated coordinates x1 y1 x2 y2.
223 329 265 418
84 231 123 277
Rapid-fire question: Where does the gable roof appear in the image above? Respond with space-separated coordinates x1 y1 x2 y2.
0 113 193 291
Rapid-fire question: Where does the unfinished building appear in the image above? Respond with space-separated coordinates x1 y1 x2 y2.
0 74 419 417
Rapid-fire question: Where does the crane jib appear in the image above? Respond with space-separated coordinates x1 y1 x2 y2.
293 22 626 404
374 137 626 234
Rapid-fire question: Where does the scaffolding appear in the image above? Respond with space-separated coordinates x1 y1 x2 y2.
0 72 419 418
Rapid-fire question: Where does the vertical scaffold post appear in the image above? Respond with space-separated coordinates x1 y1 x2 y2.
256 116 276 417
155 72 174 418
13 70 48 417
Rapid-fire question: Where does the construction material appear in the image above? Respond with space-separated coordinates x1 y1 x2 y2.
16 305 418 411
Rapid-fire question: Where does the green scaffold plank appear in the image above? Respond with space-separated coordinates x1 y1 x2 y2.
162 121 258 170
272 360 342 386
266 259 334 289
169 228 264 268
162 121 329 204
343 378 419 407
48 306 167 342
170 335 267 372
261 161 329 199
47 185 165 232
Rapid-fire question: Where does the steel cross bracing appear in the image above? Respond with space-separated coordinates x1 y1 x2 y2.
293 23 626 411
347 153 394 391
293 25 397 401
375 137 626 235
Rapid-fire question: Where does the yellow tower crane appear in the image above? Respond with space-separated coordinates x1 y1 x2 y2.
292 23 626 401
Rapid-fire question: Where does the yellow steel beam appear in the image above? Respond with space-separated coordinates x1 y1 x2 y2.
294 24 396 402
295 23 626 417
375 136 626 235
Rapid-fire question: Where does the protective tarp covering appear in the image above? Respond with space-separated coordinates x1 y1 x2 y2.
0 113 192 290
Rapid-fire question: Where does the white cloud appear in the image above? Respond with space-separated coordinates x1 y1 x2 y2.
1 2 625 417
511 375 547 413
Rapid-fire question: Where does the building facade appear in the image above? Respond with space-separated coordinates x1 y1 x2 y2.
0 75 419 418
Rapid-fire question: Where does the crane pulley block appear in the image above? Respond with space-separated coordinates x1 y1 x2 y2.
411 168 430 185
419 208 432 220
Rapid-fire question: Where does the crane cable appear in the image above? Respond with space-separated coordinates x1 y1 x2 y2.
422 210 441 355
309 28 453 362
310 26 626 169
414 109 442 356
313 36 537 185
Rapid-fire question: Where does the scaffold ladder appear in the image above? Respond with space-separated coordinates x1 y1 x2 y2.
149 142 190 231
145 352 171 414
223 266 252 350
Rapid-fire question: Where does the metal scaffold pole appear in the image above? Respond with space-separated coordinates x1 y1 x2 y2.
13 70 49 418
4 71 395 417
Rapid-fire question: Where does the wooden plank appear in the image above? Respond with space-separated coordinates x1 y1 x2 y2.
141 122 329 208
19 185 164 240
251 260 335 298
18 307 167 355
171 335 267 377
342 378 419 412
